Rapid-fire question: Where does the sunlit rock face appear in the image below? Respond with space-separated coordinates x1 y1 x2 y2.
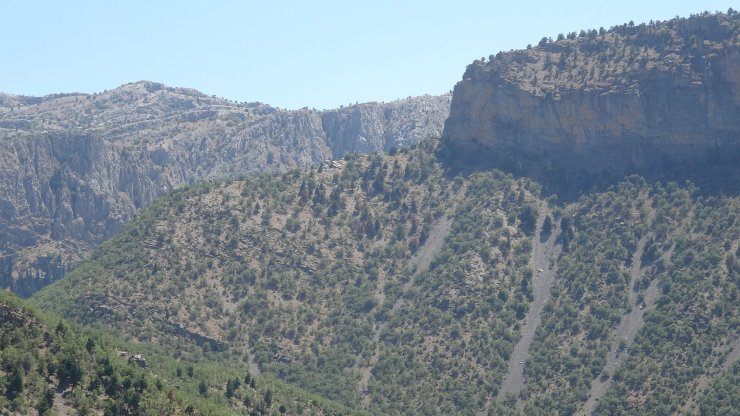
442 13 740 175
0 81 450 295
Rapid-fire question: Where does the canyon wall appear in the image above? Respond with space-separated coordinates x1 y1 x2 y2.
0 82 450 294
441 12 739 177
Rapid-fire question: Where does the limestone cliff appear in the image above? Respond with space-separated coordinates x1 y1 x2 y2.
0 82 450 295
322 97 451 156
442 12 740 177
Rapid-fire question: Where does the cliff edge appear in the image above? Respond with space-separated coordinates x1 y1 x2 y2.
441 11 740 179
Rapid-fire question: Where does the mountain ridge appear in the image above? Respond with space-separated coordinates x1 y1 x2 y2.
441 11 740 188
0 82 450 295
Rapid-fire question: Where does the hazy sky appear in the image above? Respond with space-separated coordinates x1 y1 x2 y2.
0 1 735 109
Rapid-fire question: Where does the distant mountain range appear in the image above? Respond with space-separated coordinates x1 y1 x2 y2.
0 83 450 295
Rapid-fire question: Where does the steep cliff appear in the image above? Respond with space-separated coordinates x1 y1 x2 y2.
441 12 740 180
322 97 450 156
0 82 450 295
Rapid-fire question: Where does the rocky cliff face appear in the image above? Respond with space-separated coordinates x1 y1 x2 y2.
0 82 450 295
322 97 451 156
442 12 740 177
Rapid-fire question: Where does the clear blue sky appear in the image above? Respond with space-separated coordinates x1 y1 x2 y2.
0 1 735 109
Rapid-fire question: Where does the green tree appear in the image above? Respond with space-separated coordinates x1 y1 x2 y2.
57 353 83 387
263 389 273 408
5 367 23 400
518 204 539 236
38 387 54 415
225 378 239 399
85 337 96 353
542 214 553 237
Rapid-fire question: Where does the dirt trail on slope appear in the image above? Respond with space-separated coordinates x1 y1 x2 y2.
53 391 75 416
246 350 261 375
357 215 454 404
579 233 661 415
496 202 561 401
677 240 740 413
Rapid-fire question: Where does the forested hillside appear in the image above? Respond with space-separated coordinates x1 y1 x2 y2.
0 290 357 415
32 140 738 414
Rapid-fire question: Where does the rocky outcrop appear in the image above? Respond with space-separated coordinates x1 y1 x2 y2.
441 12 740 177
0 82 450 294
0 301 39 330
322 97 451 156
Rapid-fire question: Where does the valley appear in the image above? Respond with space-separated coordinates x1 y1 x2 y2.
0 290 353 415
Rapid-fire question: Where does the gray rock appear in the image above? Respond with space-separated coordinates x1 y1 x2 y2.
442 13 740 176
0 81 450 294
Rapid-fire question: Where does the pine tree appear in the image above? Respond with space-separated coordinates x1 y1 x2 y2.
5 367 23 400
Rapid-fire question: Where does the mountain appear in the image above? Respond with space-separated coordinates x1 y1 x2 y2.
0 82 450 296
22 10 740 416
31 140 739 414
441 11 740 190
0 290 354 415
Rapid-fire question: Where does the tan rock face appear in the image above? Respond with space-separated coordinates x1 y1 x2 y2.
442 12 740 175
